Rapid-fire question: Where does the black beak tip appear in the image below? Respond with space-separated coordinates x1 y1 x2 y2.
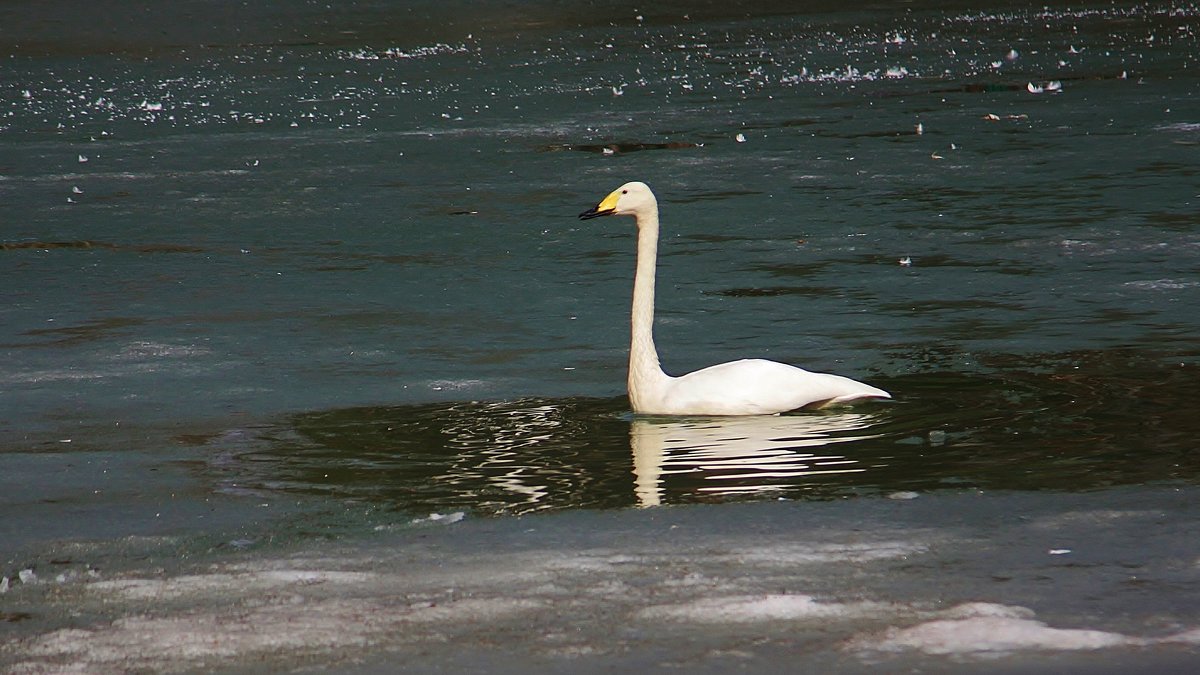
578 207 612 220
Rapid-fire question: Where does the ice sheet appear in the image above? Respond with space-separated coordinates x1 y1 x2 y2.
4 488 1199 673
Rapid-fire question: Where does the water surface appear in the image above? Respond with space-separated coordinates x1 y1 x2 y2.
2 0 1199 671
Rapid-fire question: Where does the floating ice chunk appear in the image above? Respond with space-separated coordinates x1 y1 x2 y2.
898 257 913 266
1 576 8 593
347 43 470 60
848 602 1200 656
937 603 1033 620
1123 278 1200 290
735 133 747 143
1154 122 1200 133
1027 80 1063 94
91 570 380 601
78 154 89 163
638 594 892 623
72 186 83 194
411 511 466 526
140 100 164 111
19 569 38 584
871 615 1133 654
1006 49 1020 61
1048 548 1072 555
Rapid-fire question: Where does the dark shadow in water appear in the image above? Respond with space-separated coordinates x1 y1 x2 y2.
1 240 203 253
212 349 1200 516
9 317 146 348
540 142 699 155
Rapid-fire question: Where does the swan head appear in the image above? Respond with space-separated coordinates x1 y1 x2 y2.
579 181 657 220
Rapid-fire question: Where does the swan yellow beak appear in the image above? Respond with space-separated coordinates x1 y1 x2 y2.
578 189 621 220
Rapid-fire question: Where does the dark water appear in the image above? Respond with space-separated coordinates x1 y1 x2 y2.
2 0 1199 671
216 348 1197 516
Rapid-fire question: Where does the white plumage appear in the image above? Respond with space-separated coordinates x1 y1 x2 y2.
579 181 889 415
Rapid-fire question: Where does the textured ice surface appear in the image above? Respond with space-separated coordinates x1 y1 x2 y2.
4 489 1199 674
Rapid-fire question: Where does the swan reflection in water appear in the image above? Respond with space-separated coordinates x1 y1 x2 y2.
238 399 888 515
629 413 884 507
240 352 1195 514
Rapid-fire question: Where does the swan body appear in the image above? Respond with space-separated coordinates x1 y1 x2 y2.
579 181 890 416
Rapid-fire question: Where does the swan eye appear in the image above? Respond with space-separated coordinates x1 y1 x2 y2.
621 189 628 194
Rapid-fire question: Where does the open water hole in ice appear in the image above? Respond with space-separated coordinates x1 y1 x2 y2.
2 0 1199 671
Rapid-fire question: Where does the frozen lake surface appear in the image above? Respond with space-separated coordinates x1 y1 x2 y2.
2 0 1198 671
5 488 1200 673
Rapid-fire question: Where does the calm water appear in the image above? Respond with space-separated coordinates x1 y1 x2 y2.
2 0 1199 671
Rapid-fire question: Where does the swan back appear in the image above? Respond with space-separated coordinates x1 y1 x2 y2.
650 359 889 416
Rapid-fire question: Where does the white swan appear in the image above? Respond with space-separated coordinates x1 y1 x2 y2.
579 181 890 415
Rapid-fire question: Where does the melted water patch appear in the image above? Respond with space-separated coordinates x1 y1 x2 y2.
193 349 1200 517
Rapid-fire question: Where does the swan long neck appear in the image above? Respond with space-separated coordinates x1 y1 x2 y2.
629 203 666 407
